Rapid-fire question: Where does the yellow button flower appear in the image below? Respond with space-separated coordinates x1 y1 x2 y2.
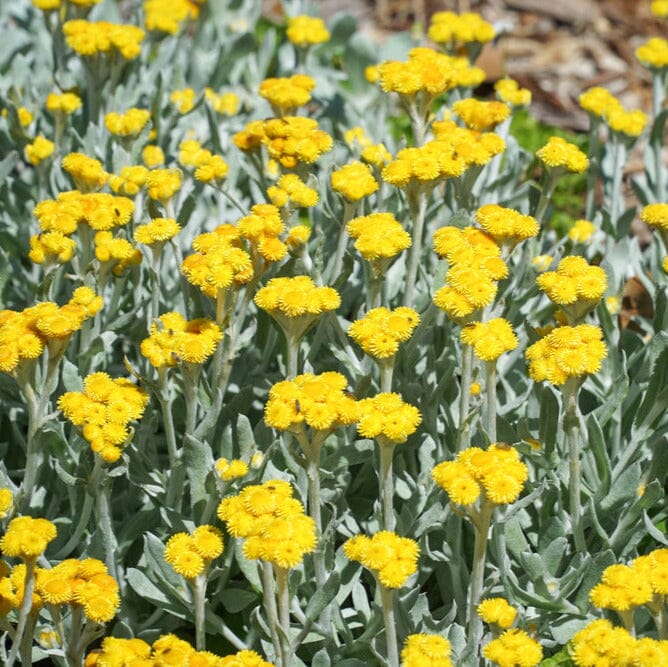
0 516 57 560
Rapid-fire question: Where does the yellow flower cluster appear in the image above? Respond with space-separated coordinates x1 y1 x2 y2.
94 231 137 267
264 372 359 432
461 318 518 362
58 372 149 463
428 11 495 46
453 99 510 131
536 136 589 173
432 226 508 320
0 288 102 373
237 204 288 263
141 312 222 367
525 324 607 386
401 634 454 667
142 144 165 168
577 88 646 137
432 444 528 505
640 203 668 232
0 489 12 519
45 92 82 116
589 548 668 612
477 597 517 629
495 78 531 107
348 307 420 359
164 525 224 579
382 141 467 188
29 231 76 265
144 0 202 35
357 393 422 443
62 20 144 59
104 108 151 137
146 168 182 204
0 516 56 560
263 116 333 168
267 174 319 209
636 37 668 70
25 136 55 166
361 142 393 168
432 120 506 167
536 256 607 309
378 47 485 99
35 191 134 234
182 225 253 298
108 165 149 196
255 275 340 321
217 480 317 569
61 152 108 192
86 635 275 667
134 217 180 246
652 0 668 17
347 212 411 265
36 557 120 623
483 629 543 667
205 88 240 116
344 531 419 588
570 619 668 667
286 15 330 47
170 87 196 113
568 219 596 243
475 204 539 247
259 74 315 114
215 458 249 481
331 161 379 201
179 139 229 183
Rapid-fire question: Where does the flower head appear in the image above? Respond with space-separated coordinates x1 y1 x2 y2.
460 318 518 362
357 393 421 443
536 136 588 173
477 598 517 629
286 15 329 47
0 516 57 560
401 634 454 667
349 307 420 359
482 628 543 667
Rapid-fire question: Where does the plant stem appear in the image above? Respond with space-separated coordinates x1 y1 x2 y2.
403 187 428 307
585 120 601 219
378 439 396 531
286 333 300 379
66 605 83 667
457 343 474 452
467 499 494 660
158 368 181 509
261 562 282 665
6 559 36 667
608 138 626 229
330 201 357 281
275 566 290 667
534 171 560 225
379 584 399 667
484 361 497 443
193 573 207 651
652 72 666 201
379 357 395 393
149 245 163 325
562 377 586 552
94 461 119 584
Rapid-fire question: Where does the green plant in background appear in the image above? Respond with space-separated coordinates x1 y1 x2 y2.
0 1 667 666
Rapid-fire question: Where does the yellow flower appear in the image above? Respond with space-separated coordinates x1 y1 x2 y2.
62 20 144 59
428 11 495 46
61 153 108 192
108 165 149 196
134 217 180 246
261 116 333 167
483 629 543 667
0 489 13 519
453 99 510 131
589 561 653 611
579 87 622 118
636 37 668 69
357 393 421 443
142 144 165 168
401 634 454 667
536 136 589 173
331 161 379 201
46 92 82 115
570 619 635 667
347 213 411 264
25 136 55 166
344 531 419 589
145 0 201 34
460 318 518 362
215 458 249 481
475 204 539 247
477 598 517 629
495 78 531 107
267 174 318 209
259 74 315 115
204 88 240 115
568 219 596 243
348 307 420 360
170 88 196 114
105 108 151 137
652 0 668 17
146 168 182 205
0 516 57 560
286 15 330 47
640 203 668 231
605 108 647 137
29 231 76 265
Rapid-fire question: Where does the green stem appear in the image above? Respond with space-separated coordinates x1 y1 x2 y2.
466 499 494 660
95 462 119 584
617 609 635 636
402 187 428 307
275 566 290 667
457 344 474 452
6 559 36 667
379 584 399 667
158 369 181 509
181 362 201 438
378 439 396 531
562 377 586 552
367 266 383 310
585 120 601 219
150 245 163 325
261 562 282 665
608 138 626 229
649 596 667 640
652 72 666 201
484 361 497 443
65 605 83 667
534 170 560 225
193 573 207 651
379 357 395 393
330 201 357 281
286 333 300 379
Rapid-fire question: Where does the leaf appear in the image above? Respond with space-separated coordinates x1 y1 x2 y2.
305 570 341 624
539 385 559 457
183 433 214 511
219 587 258 613
311 649 331 667
126 567 172 606
61 358 83 392
540 645 577 666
